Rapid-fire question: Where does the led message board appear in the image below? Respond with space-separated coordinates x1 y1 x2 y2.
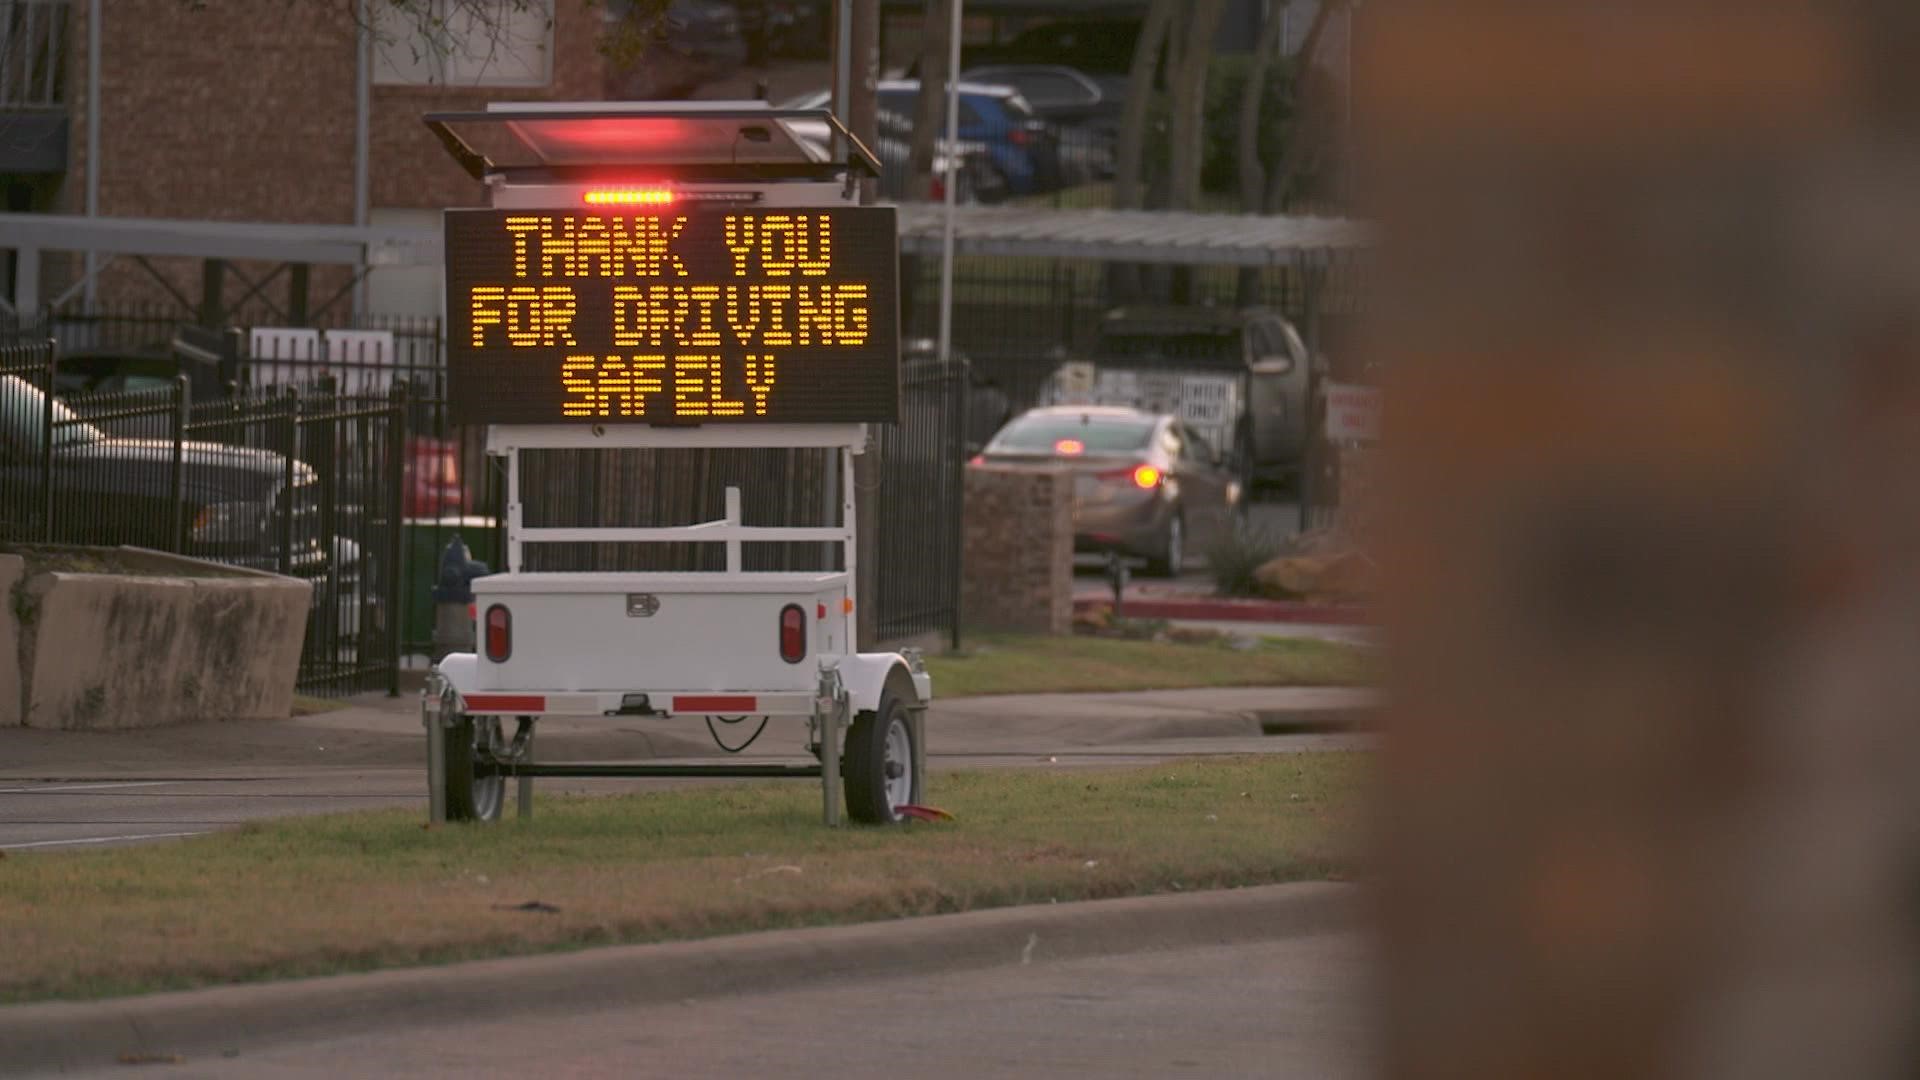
444 207 899 425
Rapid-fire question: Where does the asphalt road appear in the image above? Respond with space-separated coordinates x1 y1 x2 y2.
0 737 1365 852
0 684 1373 851
51 932 1372 1079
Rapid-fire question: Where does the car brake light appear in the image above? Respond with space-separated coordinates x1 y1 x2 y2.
1098 464 1163 489
779 604 806 664
1054 438 1084 455
583 188 676 206
484 604 511 662
968 454 985 466
1008 129 1031 146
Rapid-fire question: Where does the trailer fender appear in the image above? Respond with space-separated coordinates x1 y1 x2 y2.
435 652 481 699
837 653 929 712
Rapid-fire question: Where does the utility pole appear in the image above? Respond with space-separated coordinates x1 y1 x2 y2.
850 0 881 649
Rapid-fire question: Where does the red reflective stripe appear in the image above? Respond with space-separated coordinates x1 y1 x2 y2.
463 694 544 712
673 695 757 713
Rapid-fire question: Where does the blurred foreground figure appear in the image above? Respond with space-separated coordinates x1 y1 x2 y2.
1364 4 1920 1078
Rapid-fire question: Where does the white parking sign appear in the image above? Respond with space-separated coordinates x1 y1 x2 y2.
1325 382 1382 443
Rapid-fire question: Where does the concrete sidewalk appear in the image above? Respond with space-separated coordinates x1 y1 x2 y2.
0 882 1359 1077
0 686 1380 777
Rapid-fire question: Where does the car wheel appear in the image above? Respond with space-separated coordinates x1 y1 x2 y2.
1146 515 1184 578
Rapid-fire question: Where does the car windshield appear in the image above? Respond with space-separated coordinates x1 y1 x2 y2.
988 413 1155 454
0 374 106 451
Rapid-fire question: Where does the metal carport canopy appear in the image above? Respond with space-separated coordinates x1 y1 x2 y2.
889 204 1370 268
0 213 437 267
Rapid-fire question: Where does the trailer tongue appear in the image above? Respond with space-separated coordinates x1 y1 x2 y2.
420 103 927 827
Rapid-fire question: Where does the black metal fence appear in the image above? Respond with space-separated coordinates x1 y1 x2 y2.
8 305 975 655
872 358 969 646
0 337 405 695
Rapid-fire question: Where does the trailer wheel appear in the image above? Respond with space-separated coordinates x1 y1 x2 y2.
441 711 506 823
844 689 920 825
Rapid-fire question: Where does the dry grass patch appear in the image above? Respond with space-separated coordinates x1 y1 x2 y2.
928 633 1374 698
0 755 1365 1003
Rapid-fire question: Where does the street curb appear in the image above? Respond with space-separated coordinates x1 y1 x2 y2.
1254 706 1381 735
3 882 1356 1075
1073 596 1374 625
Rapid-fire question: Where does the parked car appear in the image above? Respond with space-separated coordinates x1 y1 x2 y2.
1085 306 1313 492
782 93 1010 204
971 405 1243 576
873 80 1066 196
53 331 238 405
47 346 467 519
960 63 1125 171
0 373 329 578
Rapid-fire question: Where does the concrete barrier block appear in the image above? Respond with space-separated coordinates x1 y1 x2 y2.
0 554 23 727
21 571 311 730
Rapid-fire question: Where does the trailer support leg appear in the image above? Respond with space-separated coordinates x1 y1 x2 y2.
822 695 845 829
518 728 536 821
424 685 447 826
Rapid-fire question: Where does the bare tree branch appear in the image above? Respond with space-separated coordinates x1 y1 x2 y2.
1237 2 1289 214
1166 0 1228 212
1264 0 1345 213
1113 0 1177 211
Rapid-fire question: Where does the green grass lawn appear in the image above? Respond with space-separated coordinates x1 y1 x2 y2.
928 632 1374 698
0 755 1365 1004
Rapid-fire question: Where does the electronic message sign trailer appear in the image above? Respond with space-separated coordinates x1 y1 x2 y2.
420 102 927 827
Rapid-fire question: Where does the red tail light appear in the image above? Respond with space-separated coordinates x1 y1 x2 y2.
484 604 512 662
929 176 946 201
1008 128 1031 146
778 604 806 664
1096 464 1164 490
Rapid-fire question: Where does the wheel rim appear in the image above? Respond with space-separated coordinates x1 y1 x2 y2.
1167 518 1184 572
470 717 505 821
883 714 914 813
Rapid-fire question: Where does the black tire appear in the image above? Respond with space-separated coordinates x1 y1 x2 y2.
843 687 921 825
1146 514 1185 578
440 711 505 823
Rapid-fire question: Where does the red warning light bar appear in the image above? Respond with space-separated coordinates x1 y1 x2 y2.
583 188 676 206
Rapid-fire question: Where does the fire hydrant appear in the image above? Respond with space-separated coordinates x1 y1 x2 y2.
430 536 491 662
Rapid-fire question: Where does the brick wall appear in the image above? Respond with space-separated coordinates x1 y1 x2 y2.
960 467 1072 635
57 0 606 314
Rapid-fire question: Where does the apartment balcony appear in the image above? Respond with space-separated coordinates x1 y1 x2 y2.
0 0 70 173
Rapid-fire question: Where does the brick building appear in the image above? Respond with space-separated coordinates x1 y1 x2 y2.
1 0 610 323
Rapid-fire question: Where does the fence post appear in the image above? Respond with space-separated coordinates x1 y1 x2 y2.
386 382 407 697
169 374 190 551
39 339 56 542
280 386 298 576
949 358 968 651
